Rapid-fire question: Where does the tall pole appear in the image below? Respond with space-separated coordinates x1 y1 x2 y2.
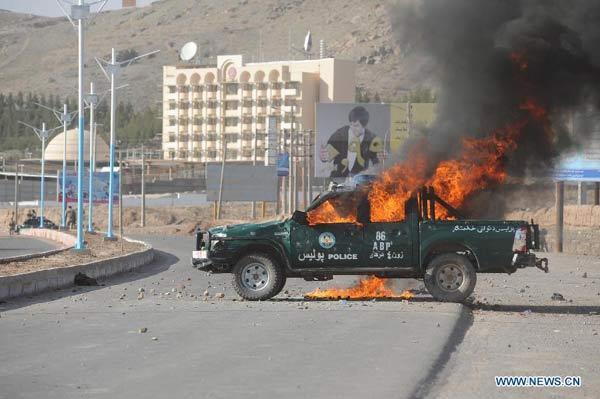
14 163 19 227
61 104 68 229
251 119 258 219
40 123 46 228
555 181 564 253
88 82 95 232
119 147 124 246
107 48 117 240
308 130 313 205
141 143 146 228
75 0 85 249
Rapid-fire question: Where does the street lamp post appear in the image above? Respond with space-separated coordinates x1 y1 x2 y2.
33 102 77 229
18 122 62 228
56 0 109 249
85 82 99 233
95 47 159 239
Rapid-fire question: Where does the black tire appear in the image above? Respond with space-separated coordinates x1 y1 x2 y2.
232 253 286 300
424 253 476 302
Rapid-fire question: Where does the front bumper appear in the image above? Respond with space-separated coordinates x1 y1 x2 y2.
512 252 549 273
191 249 213 270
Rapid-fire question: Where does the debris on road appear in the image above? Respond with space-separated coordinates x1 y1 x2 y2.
551 292 565 301
138 327 148 333
215 292 225 299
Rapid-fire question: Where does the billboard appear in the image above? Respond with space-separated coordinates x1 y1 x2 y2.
315 103 390 178
60 171 119 204
555 112 600 181
206 165 278 202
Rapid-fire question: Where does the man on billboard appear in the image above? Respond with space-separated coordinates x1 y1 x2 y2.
319 106 383 178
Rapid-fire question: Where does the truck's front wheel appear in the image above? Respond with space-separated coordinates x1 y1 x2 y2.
424 253 476 302
232 253 286 300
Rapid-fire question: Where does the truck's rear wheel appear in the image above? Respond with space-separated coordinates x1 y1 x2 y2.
232 253 286 300
424 253 476 302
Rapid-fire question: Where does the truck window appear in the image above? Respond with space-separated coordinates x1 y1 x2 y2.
307 192 360 225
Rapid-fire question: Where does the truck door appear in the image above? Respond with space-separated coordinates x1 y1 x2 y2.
362 222 412 268
290 192 363 269
290 223 362 269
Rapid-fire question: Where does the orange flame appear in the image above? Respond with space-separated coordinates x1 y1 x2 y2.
308 52 552 225
305 276 414 300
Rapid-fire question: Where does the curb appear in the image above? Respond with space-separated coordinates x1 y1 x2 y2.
0 229 76 264
0 233 154 301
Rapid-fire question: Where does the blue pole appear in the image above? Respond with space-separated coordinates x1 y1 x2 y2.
40 124 46 228
75 3 85 250
61 104 68 228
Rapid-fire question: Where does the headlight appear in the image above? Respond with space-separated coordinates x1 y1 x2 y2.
211 240 225 251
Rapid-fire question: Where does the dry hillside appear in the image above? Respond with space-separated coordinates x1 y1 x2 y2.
0 0 432 110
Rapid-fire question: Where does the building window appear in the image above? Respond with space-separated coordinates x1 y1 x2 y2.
207 134 218 141
257 82 268 91
180 150 188 158
192 85 203 93
179 100 189 109
284 81 300 90
271 98 282 107
168 86 177 93
207 117 217 125
242 149 253 158
242 99 253 108
178 85 189 93
225 83 239 95
226 150 238 160
207 150 217 159
168 135 176 142
169 118 176 126
242 133 253 141
241 83 253 91
284 97 298 107
242 116 253 124
206 84 218 92
257 99 268 107
179 117 188 125
193 117 203 126
271 82 282 90
180 134 189 142
256 115 266 124
169 101 177 110
169 151 175 159
193 100 203 109
207 100 218 109
225 133 239 142
224 117 239 127
224 100 238 110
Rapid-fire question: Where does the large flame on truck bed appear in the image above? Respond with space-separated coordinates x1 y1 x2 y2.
305 276 414 300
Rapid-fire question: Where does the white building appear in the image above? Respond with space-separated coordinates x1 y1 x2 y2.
162 55 356 162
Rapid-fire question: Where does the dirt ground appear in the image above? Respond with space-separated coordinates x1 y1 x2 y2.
0 232 144 277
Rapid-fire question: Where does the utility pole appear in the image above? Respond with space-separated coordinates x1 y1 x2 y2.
33 102 77 229
18 122 61 228
288 105 295 212
95 47 159 240
141 143 146 228
118 142 124 251
14 163 19 227
56 0 109 249
86 82 99 233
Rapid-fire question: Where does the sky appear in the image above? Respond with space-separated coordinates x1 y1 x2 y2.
0 0 156 17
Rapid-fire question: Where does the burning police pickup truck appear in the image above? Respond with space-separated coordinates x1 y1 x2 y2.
192 185 548 302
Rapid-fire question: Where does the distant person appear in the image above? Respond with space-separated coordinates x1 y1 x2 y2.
8 212 16 235
67 206 77 230
319 106 384 178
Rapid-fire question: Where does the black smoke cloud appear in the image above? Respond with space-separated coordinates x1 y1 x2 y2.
391 0 600 175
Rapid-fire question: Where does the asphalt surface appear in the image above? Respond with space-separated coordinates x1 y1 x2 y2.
0 234 59 259
0 235 466 399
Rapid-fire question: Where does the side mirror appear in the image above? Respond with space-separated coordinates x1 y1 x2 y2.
291 210 308 225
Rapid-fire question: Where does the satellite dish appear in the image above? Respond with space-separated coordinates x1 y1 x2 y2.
180 41 198 62
303 30 312 53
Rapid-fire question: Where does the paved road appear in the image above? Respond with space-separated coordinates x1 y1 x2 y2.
0 235 466 399
0 234 59 259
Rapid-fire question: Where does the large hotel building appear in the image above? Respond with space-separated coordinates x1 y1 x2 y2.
162 55 355 162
